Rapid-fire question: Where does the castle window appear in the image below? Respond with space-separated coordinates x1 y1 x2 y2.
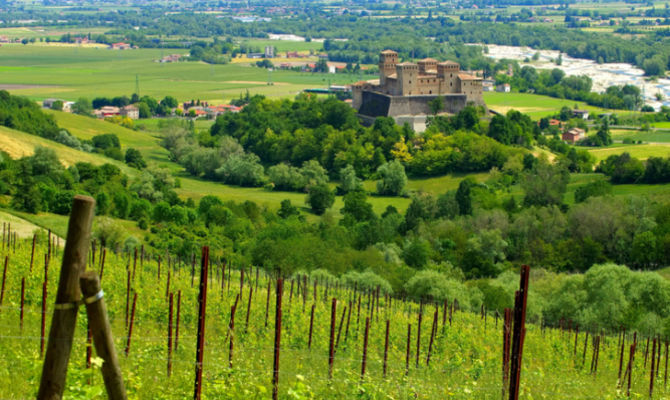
429 90 432 94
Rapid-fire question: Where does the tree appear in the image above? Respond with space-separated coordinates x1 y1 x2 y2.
456 177 475 215
51 100 64 111
376 160 407 196
596 118 612 146
278 199 300 219
428 96 444 115
125 148 147 169
522 160 569 207
339 164 362 194
137 102 151 118
306 183 334 215
72 98 92 116
341 189 375 222
160 96 179 108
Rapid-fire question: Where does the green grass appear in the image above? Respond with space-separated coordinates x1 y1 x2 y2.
0 44 361 103
46 110 173 166
611 128 670 143
483 92 631 119
586 143 670 162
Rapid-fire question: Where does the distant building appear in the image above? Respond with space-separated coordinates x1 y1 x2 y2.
562 127 585 144
248 53 264 59
482 79 495 92
94 106 121 118
121 105 139 119
264 46 275 58
158 54 183 63
42 98 60 109
496 83 511 93
572 109 590 120
110 42 131 50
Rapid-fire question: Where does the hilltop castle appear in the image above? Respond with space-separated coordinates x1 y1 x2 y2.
352 50 484 130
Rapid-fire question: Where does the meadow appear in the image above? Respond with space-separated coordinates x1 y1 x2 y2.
483 92 623 119
0 44 361 103
0 231 666 399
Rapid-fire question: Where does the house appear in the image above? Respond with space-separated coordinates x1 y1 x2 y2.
110 42 131 50
42 98 60 109
562 127 585 144
94 106 121 118
572 109 590 120
63 101 75 113
482 79 495 92
121 105 139 119
286 51 300 58
496 83 511 93
549 119 561 127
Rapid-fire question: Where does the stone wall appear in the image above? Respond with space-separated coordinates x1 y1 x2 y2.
357 91 468 118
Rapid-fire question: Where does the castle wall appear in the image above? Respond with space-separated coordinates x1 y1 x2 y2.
358 91 467 118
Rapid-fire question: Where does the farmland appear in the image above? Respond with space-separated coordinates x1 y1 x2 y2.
0 232 667 399
0 44 360 103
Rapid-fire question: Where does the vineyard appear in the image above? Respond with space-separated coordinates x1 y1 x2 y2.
0 213 668 399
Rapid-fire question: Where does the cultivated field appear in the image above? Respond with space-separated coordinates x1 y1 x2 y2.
0 44 361 103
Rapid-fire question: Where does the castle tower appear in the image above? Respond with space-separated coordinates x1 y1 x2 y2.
379 50 398 86
418 58 438 75
437 61 460 94
396 62 419 96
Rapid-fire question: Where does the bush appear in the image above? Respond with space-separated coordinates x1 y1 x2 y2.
404 270 475 308
341 270 392 294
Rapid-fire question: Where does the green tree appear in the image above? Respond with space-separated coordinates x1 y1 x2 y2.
72 97 92 116
51 100 64 111
376 160 407 196
456 177 475 216
339 164 362 194
306 183 334 215
522 160 569 207
125 148 147 169
428 96 444 115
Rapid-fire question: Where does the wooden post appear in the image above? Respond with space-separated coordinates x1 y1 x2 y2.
361 317 370 380
0 256 7 308
405 323 411 375
100 248 106 281
308 304 315 349
79 270 127 400
193 246 209 400
168 292 173 377
416 309 422 368
383 319 390 377
86 325 92 369
328 298 336 379
508 265 530 400
37 196 94 400
335 305 347 351
426 309 437 366
19 277 25 330
245 286 253 332
272 278 283 400
125 293 137 356
344 300 352 343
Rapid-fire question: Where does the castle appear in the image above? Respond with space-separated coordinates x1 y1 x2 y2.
352 50 484 130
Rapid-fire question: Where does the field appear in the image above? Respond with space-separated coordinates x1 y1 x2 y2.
586 143 670 162
0 232 667 399
611 129 670 144
0 44 361 103
484 92 621 120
